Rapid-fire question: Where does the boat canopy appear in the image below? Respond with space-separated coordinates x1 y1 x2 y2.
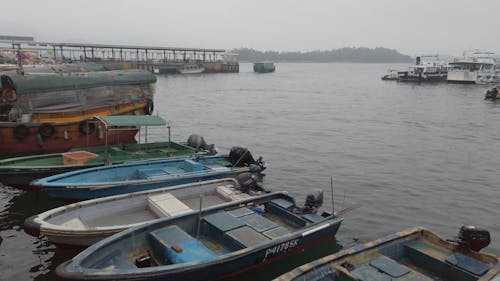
0 68 155 113
97 115 167 127
1 68 156 94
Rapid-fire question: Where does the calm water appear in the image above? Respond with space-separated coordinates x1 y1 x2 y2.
1 63 499 280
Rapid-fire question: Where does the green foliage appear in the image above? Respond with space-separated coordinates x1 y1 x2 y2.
233 47 412 63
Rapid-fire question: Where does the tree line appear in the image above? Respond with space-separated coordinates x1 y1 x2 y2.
232 47 412 63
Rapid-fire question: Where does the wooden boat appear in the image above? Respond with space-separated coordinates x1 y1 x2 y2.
55 192 343 281
0 115 215 188
254 62 276 73
32 148 266 200
24 176 267 247
275 226 499 281
0 67 155 157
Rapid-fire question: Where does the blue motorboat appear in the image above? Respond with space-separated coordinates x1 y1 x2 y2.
32 147 265 200
55 191 343 281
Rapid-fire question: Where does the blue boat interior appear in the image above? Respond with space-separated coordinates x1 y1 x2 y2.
300 235 495 281
47 157 233 183
82 196 330 270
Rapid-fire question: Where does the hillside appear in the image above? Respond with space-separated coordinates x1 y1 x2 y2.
233 47 412 63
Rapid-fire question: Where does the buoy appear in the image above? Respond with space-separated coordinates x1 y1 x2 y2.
64 130 69 140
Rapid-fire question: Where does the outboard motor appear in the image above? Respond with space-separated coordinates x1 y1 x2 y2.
236 172 265 193
485 87 498 100
456 225 491 252
229 146 266 172
302 189 324 214
186 134 216 154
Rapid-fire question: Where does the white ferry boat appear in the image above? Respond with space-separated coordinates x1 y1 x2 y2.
447 51 499 84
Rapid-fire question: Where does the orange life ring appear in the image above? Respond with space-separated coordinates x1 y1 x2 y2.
2 88 17 103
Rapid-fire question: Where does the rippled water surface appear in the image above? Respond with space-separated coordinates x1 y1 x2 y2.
1 63 499 280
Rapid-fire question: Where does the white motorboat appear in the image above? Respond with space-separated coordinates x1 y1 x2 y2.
179 64 204 74
447 51 499 84
24 176 268 246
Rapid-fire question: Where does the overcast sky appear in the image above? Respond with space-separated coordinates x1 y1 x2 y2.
2 0 499 56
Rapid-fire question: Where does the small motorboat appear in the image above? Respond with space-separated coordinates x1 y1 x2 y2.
24 175 267 247
275 226 499 281
55 191 343 281
0 115 216 188
32 147 266 200
179 64 204 74
381 69 399 80
485 86 499 100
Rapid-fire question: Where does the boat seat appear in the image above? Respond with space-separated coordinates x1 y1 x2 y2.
238 213 279 233
147 193 193 218
216 185 251 201
225 225 270 248
369 256 410 277
267 200 306 228
227 207 255 218
445 252 491 276
262 226 289 239
148 225 216 264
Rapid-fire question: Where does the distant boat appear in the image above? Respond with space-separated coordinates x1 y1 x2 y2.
275 226 498 281
381 69 399 80
485 86 499 100
254 62 276 73
24 176 267 247
0 115 215 188
448 51 499 84
179 64 204 74
32 148 266 200
55 191 343 281
397 55 448 82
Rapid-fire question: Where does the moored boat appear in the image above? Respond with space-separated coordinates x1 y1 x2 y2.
275 226 499 281
0 115 215 188
254 62 276 73
32 147 266 200
447 51 499 84
24 175 267 247
0 67 155 157
55 191 343 281
397 55 448 82
179 64 204 74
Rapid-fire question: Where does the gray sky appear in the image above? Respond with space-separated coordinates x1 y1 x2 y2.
2 0 499 56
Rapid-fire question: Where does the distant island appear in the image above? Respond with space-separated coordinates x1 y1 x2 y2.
232 47 412 63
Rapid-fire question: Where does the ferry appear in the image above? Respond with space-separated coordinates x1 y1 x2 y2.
447 51 499 84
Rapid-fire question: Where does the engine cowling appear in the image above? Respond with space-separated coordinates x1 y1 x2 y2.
457 225 490 252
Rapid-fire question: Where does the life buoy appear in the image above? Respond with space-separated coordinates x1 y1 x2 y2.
144 100 154 115
2 88 18 103
13 124 29 140
79 121 96 135
38 123 55 138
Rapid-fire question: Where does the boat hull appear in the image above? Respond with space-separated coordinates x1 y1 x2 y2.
275 227 500 281
24 178 255 247
58 224 341 281
0 102 147 157
41 169 246 200
0 142 204 188
55 193 343 281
